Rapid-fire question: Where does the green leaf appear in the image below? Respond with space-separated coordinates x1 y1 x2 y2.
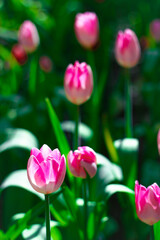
89 153 123 201
61 121 93 140
0 128 38 153
22 221 58 240
5 190 62 240
105 184 134 200
154 221 160 240
45 98 73 182
62 185 77 220
0 230 7 240
114 138 139 189
1 170 43 199
28 56 38 96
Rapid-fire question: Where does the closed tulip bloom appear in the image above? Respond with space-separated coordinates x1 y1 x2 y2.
11 44 28 65
39 56 53 73
74 12 99 49
64 61 93 105
115 29 141 68
27 144 66 194
19 20 40 53
150 19 160 42
135 181 160 225
68 146 97 178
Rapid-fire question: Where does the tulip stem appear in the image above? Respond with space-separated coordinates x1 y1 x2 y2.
83 178 88 240
45 194 51 240
74 105 80 150
125 69 133 138
151 225 154 240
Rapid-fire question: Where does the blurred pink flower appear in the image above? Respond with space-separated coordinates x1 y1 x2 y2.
27 144 66 194
64 61 93 105
115 29 141 68
39 56 53 73
150 19 160 42
74 12 99 49
11 44 28 65
18 20 40 53
135 181 160 225
68 146 97 178
157 129 160 155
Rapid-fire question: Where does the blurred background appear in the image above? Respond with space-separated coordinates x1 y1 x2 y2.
1 0 160 239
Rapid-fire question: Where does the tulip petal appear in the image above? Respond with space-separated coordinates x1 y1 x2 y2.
40 144 52 160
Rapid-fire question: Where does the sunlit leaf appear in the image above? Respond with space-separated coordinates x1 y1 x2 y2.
61 121 93 140
114 138 139 189
105 184 134 200
5 190 62 240
0 128 38 153
1 170 43 199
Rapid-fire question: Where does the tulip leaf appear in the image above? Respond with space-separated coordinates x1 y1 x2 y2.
61 121 93 140
89 153 123 201
0 170 44 199
154 221 160 240
0 128 38 153
105 184 134 200
114 138 139 189
45 98 73 181
28 56 38 96
5 190 62 240
22 221 58 240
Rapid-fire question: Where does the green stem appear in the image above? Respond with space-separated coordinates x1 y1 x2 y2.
45 194 51 240
125 69 133 138
83 178 88 240
87 50 97 93
74 105 80 150
151 225 154 240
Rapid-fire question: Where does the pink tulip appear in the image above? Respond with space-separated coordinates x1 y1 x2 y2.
11 44 28 65
18 20 40 53
157 129 160 155
74 12 99 49
150 19 160 42
27 144 66 194
39 56 53 73
135 181 160 225
64 61 93 105
68 146 97 178
115 29 141 68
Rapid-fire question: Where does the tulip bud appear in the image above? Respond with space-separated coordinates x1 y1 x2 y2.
27 144 66 194
74 12 99 49
39 56 53 73
115 29 141 68
18 20 40 53
157 129 160 155
135 181 160 225
11 44 28 65
64 61 93 105
68 146 97 178
150 19 160 42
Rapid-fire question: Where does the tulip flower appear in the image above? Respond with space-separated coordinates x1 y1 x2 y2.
39 56 53 73
68 146 97 178
74 12 99 49
18 20 40 53
150 19 160 42
115 29 141 68
11 44 28 65
64 61 93 105
135 181 160 225
27 144 66 194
